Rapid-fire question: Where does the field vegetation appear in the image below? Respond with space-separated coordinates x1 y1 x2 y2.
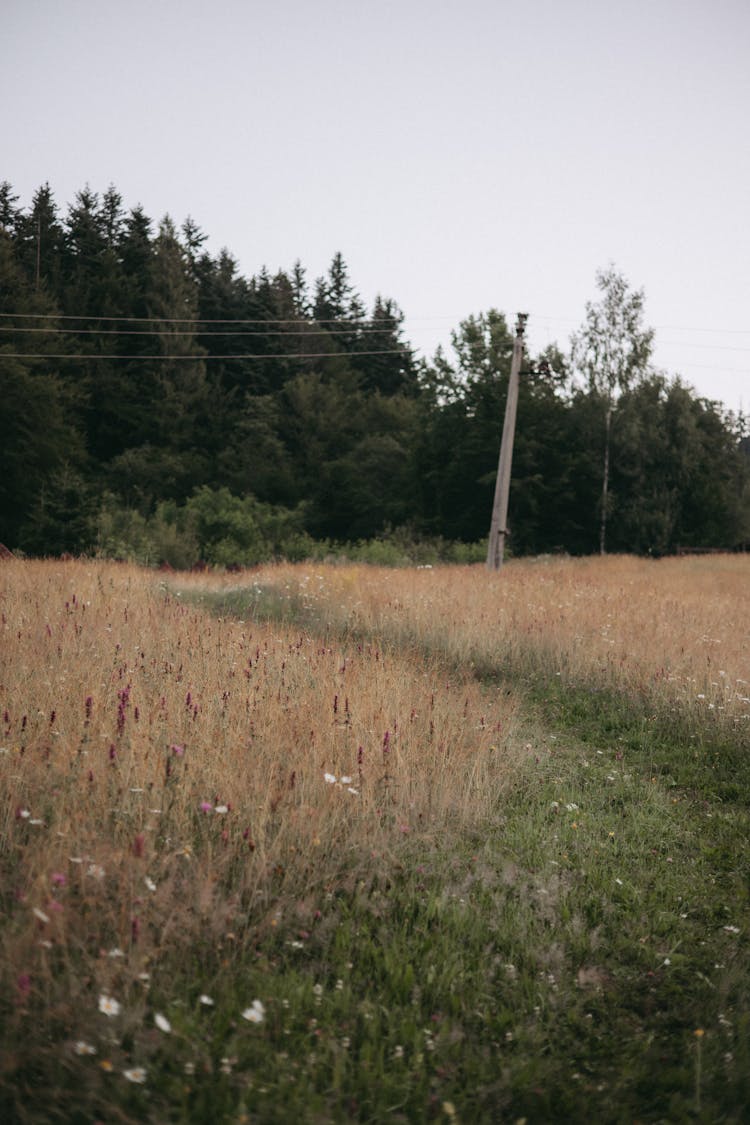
1 554 749 1123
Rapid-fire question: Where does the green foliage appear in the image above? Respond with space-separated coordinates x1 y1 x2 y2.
571 265 654 402
18 464 95 556
94 488 315 568
183 486 313 566
1 180 747 558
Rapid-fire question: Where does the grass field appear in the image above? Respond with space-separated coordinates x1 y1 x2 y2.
1 554 749 1123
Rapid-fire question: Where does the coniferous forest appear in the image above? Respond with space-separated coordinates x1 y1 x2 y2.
1 181 748 564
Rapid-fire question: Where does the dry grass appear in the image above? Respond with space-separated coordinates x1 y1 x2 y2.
2 554 750 1121
0 558 520 1050
197 553 750 727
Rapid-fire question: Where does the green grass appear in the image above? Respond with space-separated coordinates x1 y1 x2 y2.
12 725 748 1123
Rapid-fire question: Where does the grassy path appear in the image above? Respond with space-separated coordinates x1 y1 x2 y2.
167 582 750 1123
3 563 748 1124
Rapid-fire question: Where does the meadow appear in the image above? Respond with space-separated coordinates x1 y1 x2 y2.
1 554 749 1123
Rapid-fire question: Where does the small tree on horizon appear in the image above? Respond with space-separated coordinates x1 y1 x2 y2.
572 266 654 554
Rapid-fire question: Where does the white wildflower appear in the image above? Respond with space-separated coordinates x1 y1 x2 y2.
98 994 121 1017
242 999 265 1023
123 1067 147 1083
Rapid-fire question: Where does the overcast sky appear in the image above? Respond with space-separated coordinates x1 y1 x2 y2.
3 0 749 413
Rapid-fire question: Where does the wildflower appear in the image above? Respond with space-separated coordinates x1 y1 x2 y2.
347 787 359 795
199 994 214 1006
723 925 741 934
324 773 337 784
214 804 229 814
108 947 125 958
242 999 265 1023
220 1057 233 1074
73 1040 97 1055
154 1012 171 1033
18 808 31 819
99 1059 113 1072
51 872 66 886
340 776 352 785
87 864 105 879
184 1061 195 1075
393 1044 404 1059
123 1067 147 1084
615 878 623 886
98 994 121 1017
33 907 50 924
695 1028 705 1038
144 876 156 892
199 801 213 813
170 744 185 756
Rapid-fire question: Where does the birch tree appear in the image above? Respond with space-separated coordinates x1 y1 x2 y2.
572 266 654 553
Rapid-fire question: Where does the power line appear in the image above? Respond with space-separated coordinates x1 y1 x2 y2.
0 310 400 327
0 324 409 339
0 349 412 361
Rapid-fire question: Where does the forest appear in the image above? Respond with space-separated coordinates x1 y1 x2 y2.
1 180 748 564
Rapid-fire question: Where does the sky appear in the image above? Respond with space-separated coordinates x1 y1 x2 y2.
3 0 749 414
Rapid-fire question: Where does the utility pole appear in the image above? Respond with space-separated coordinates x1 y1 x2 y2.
35 214 41 292
486 312 528 570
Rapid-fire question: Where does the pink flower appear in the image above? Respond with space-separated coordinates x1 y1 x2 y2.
200 801 213 813
170 744 185 757
51 872 67 887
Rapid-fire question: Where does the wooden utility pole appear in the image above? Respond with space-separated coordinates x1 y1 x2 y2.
35 214 41 292
486 312 528 570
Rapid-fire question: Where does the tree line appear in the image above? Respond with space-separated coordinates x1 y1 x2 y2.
1 180 748 564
